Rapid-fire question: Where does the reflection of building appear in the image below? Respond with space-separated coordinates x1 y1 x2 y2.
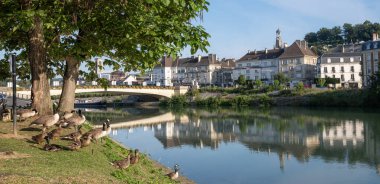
322 120 364 148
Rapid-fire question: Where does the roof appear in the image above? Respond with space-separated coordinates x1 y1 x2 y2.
327 44 362 53
322 52 362 58
279 40 317 59
320 52 362 64
155 54 220 68
238 48 284 62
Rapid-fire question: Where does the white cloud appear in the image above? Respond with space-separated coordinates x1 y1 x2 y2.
261 0 378 24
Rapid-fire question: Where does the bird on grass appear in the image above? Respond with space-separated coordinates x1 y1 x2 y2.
59 110 86 131
16 109 38 121
29 113 60 131
68 139 82 151
43 136 62 152
47 124 63 140
130 149 140 165
61 125 83 141
31 131 47 144
167 164 180 180
112 154 131 169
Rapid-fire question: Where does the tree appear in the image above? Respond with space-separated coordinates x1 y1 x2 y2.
1 0 210 114
316 78 326 87
254 79 263 89
273 73 289 85
295 82 304 93
237 75 246 86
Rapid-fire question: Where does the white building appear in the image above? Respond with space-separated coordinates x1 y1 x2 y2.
152 54 221 86
362 33 380 87
318 47 363 88
278 40 318 86
233 48 283 83
123 75 137 86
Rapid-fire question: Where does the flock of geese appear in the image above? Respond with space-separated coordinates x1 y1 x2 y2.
16 108 180 180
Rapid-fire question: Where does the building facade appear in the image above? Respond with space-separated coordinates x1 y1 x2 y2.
362 33 380 87
233 48 283 83
152 54 221 86
278 40 318 86
318 47 363 88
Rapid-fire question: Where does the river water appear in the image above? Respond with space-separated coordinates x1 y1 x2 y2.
86 107 380 184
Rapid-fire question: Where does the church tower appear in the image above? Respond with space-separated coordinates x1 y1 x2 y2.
275 28 283 49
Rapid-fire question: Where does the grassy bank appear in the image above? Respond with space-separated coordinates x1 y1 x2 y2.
0 119 192 184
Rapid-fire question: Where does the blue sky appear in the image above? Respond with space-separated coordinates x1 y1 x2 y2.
1 0 380 70
183 0 380 59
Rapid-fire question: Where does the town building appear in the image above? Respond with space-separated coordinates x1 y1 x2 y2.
362 33 380 87
278 40 318 86
232 29 285 84
110 71 127 81
215 59 236 87
317 44 363 88
152 54 221 86
233 48 283 83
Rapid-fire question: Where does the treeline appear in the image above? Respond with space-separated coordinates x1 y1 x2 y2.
304 20 380 55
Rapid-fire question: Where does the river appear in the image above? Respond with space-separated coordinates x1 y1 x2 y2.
83 107 380 184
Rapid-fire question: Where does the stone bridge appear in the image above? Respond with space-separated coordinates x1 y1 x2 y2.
0 86 189 100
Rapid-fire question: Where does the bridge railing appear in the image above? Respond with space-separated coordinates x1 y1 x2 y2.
0 91 32 100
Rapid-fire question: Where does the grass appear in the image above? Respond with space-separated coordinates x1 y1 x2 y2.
0 118 192 184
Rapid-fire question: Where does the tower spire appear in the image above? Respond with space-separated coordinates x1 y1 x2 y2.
275 28 283 49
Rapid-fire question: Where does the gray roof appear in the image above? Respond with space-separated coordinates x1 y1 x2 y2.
238 48 284 62
155 54 220 68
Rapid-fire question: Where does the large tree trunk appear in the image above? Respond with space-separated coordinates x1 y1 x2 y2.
57 57 80 113
28 16 53 115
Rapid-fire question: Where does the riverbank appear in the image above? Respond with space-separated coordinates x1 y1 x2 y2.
0 119 193 183
160 88 380 108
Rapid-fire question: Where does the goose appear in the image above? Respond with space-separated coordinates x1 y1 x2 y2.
112 154 131 169
130 149 140 165
60 110 86 131
87 120 110 143
82 122 106 142
31 131 47 144
43 136 62 152
167 164 179 180
16 109 38 121
47 124 63 140
61 126 83 141
29 113 60 131
62 110 76 119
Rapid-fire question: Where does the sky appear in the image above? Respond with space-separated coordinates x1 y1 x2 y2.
1 0 380 72
182 0 380 60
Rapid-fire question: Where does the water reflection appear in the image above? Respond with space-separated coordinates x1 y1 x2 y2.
109 107 380 183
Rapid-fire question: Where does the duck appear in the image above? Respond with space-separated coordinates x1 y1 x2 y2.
47 124 63 140
16 109 38 121
80 136 92 148
166 164 179 180
31 131 47 144
61 125 83 141
112 154 131 169
29 113 60 131
68 140 82 151
130 149 140 165
43 136 62 152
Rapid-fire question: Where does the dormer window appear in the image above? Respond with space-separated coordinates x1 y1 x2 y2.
340 58 344 63
350 57 354 62
327 58 331 63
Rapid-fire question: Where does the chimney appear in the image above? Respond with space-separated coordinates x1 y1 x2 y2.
265 48 268 54
254 49 257 54
284 43 288 48
342 45 345 53
198 55 202 63
373 32 379 41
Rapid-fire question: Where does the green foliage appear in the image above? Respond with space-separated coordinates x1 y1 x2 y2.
305 20 380 54
237 75 246 86
316 78 327 87
273 73 289 85
295 82 305 93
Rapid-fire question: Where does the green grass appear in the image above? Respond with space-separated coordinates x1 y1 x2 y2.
0 119 190 184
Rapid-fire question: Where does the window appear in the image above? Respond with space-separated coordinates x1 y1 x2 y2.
351 74 355 80
246 76 250 80
327 58 331 63
332 75 335 78
341 66 344 72
324 67 328 73
238 64 242 67
350 57 354 62
255 76 259 80
340 58 344 63
332 67 336 73
255 70 259 73
247 63 251 67
246 70 250 74
341 75 345 81
351 66 354 72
